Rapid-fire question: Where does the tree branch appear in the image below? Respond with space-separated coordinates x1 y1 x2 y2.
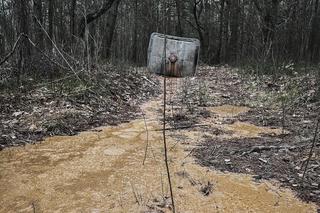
252 0 263 14
79 0 118 37
0 34 25 66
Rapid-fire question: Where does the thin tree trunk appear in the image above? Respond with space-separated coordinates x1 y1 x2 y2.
0 33 4 56
213 0 225 64
70 0 77 36
48 0 55 51
193 0 207 61
104 0 120 59
227 0 240 63
78 0 117 37
175 0 183 36
131 0 138 63
33 0 44 49
309 0 320 62
15 0 30 85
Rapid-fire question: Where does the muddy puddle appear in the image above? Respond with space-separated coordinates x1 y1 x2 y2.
209 105 250 117
0 99 317 212
203 105 285 139
222 121 283 138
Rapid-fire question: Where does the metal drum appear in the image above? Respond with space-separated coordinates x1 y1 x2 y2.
147 33 200 78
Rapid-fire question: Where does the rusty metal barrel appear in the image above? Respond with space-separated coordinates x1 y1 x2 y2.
147 33 200 78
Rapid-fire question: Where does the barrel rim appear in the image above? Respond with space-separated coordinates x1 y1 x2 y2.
150 32 200 44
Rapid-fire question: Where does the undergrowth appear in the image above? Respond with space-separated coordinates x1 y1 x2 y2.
238 63 320 109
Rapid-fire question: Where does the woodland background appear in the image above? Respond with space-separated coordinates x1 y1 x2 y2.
0 0 320 89
1 1 320 205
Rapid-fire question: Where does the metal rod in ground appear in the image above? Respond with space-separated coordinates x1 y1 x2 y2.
162 35 175 212
163 76 175 213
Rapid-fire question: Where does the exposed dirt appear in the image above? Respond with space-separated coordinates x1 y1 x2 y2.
1 66 319 212
0 92 317 212
0 66 159 150
163 66 320 206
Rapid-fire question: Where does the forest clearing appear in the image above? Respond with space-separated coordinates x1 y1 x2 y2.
1 0 320 212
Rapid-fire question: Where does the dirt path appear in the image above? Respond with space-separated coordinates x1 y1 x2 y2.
0 74 318 212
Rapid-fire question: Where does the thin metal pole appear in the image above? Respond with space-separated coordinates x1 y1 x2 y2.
163 35 175 213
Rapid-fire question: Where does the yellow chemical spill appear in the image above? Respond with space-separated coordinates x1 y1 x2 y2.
0 100 317 213
209 105 250 117
223 121 283 138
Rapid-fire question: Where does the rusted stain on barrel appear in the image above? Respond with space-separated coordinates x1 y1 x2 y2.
166 53 181 77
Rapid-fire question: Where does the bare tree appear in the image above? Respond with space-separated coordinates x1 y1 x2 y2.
309 0 320 62
48 0 55 51
1 0 320 76
70 0 77 36
33 0 44 49
226 0 240 63
102 0 120 59
78 0 118 37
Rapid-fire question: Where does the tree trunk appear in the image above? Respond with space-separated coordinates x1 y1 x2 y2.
70 0 77 36
33 0 44 49
78 0 117 37
222 1 230 62
253 0 279 45
227 0 240 63
0 33 5 56
131 0 138 63
48 0 55 51
89 22 97 64
309 0 320 62
193 0 208 61
16 0 30 85
175 0 183 36
212 0 225 64
103 0 120 60
265 0 279 45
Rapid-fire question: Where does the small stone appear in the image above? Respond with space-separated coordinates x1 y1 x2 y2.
29 124 37 132
224 159 232 164
245 168 252 173
12 111 23 117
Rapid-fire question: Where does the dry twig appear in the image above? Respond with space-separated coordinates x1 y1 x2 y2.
302 117 320 182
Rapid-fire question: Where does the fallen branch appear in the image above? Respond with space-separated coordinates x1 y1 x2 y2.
24 35 70 71
239 145 298 156
0 34 25 66
0 33 72 73
33 15 82 82
302 117 320 182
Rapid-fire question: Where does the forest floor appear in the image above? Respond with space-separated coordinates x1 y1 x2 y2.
0 66 159 150
165 66 320 205
0 65 319 212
